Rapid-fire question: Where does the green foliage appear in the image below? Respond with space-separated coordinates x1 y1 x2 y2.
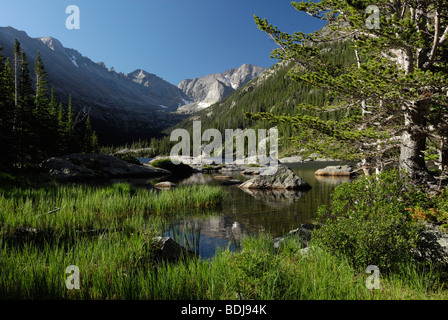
313 170 428 273
83 116 100 153
251 0 448 179
0 49 15 170
406 189 448 231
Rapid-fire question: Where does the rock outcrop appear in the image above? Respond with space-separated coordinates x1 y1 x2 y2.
314 165 356 176
42 153 170 181
414 223 448 266
177 64 266 114
152 236 196 262
238 166 311 190
273 224 320 254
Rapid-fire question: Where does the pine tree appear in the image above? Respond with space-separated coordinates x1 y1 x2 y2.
64 95 77 153
34 51 48 108
33 50 52 160
13 39 20 132
56 102 66 155
252 1 448 187
83 115 99 153
0 48 15 169
17 48 35 167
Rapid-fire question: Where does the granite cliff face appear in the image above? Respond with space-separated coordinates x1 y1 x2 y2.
177 64 266 114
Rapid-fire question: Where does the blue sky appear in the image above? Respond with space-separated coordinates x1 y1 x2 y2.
0 0 325 85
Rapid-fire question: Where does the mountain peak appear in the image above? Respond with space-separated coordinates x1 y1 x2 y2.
177 63 267 114
0 26 30 40
36 36 64 51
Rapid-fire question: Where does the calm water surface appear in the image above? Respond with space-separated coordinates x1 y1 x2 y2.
138 159 353 258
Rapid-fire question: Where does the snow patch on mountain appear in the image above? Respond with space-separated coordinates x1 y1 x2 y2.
223 75 238 90
70 55 79 68
198 102 211 109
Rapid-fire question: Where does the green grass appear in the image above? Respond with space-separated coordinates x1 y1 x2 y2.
0 181 224 238
1 173 448 300
2 230 448 299
0 176 226 299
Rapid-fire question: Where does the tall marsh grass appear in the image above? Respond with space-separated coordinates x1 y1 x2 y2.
0 182 224 237
1 174 447 300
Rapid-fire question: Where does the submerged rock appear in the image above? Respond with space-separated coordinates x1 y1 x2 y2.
212 175 232 180
42 153 170 181
238 166 311 190
220 179 243 186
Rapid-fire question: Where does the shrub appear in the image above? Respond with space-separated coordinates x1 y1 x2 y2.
313 169 427 273
407 189 448 231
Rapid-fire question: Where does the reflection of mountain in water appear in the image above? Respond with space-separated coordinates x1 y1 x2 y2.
167 215 247 243
178 173 214 185
239 188 310 208
161 161 355 258
165 215 250 258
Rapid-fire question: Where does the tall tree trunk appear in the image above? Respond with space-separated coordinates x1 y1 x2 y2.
399 99 435 185
439 135 448 172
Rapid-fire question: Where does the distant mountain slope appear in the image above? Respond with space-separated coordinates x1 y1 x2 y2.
0 26 275 146
0 26 189 144
162 40 357 157
126 69 189 109
177 64 267 114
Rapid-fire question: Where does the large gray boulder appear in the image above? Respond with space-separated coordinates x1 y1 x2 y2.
273 224 320 250
414 223 448 266
279 156 304 163
239 188 309 204
238 166 311 190
42 153 170 181
314 165 356 176
152 236 196 262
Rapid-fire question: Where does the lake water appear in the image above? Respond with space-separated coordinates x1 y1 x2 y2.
138 159 353 259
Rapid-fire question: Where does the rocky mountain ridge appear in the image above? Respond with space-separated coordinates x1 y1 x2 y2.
177 64 267 114
0 26 266 144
